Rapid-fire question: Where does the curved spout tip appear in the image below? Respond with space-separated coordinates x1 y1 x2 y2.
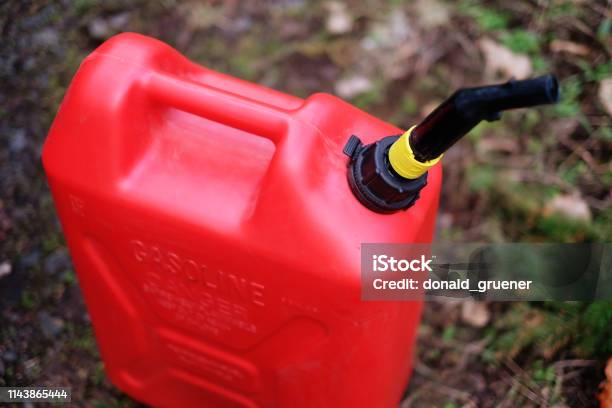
406 74 561 162
543 74 560 103
506 74 560 107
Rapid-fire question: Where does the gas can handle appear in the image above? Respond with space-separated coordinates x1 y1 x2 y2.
142 71 290 144
140 70 303 225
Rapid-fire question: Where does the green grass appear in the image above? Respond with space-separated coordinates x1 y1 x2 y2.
458 2 510 31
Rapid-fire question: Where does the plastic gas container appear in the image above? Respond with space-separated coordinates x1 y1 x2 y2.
43 33 441 407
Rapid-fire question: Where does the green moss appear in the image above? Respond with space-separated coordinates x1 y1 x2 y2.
71 0 100 15
62 269 77 286
458 2 510 31
20 290 38 310
595 126 612 142
535 215 587 242
400 95 418 115
521 110 541 133
92 361 106 386
547 0 584 19
579 302 612 355
69 327 98 354
494 303 575 358
480 348 496 364
442 325 456 342
532 360 556 382
553 77 583 117
597 19 612 40
493 302 612 360
500 30 541 54
42 234 62 252
559 161 588 185
580 60 612 82
466 120 498 143
467 163 495 192
531 55 549 73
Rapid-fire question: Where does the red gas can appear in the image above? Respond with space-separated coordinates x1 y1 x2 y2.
42 33 441 407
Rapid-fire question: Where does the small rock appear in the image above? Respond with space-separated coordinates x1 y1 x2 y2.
23 56 37 72
544 193 592 222
3 349 17 362
0 261 11 279
437 213 453 230
88 12 131 40
225 16 252 34
387 9 412 45
599 78 612 117
461 300 490 328
280 20 307 39
88 18 111 39
44 248 71 276
23 358 39 378
77 368 88 380
20 250 41 269
9 129 27 153
335 75 373 99
38 311 64 338
325 1 353 34
107 12 131 30
33 27 59 48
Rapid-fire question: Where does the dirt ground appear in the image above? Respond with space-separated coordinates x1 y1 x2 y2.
1 1 610 407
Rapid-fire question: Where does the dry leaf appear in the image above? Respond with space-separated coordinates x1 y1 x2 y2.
478 137 519 154
415 0 450 28
550 39 591 56
325 1 353 34
599 78 612 117
599 358 612 408
550 118 581 140
335 75 373 98
181 3 224 31
478 38 532 79
461 300 490 328
543 193 592 222
361 8 412 51
0 261 11 279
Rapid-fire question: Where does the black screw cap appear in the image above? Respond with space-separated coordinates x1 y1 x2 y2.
343 135 428 214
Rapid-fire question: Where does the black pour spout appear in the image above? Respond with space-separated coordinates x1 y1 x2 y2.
409 75 560 162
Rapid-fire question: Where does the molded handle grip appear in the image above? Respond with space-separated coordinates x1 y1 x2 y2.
143 71 290 143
